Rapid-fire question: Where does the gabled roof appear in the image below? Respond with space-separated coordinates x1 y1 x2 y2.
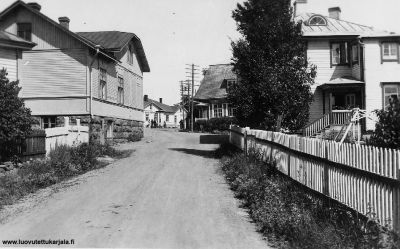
77 31 150 72
0 30 35 49
144 98 176 113
0 1 150 72
296 13 398 38
194 64 236 101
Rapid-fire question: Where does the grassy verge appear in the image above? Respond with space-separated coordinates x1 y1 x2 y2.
0 142 132 209
216 143 400 249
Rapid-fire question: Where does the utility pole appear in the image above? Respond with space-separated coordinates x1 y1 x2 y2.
185 63 200 132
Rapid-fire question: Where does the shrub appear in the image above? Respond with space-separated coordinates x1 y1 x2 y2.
370 98 400 149
194 117 237 133
0 69 33 162
127 130 142 142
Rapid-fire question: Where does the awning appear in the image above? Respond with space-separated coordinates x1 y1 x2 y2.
318 77 364 90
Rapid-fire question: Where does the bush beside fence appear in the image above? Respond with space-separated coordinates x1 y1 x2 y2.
229 125 400 231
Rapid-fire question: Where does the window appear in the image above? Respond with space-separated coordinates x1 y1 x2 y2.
213 104 223 118
17 23 32 41
127 45 133 65
174 115 177 123
99 68 107 99
228 106 236 117
351 45 359 64
227 79 236 90
308 15 327 26
42 116 56 129
145 113 149 121
381 42 399 61
383 84 400 109
118 76 124 104
331 42 349 66
166 115 169 121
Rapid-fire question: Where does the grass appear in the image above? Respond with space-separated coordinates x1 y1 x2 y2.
216 143 400 249
0 142 132 210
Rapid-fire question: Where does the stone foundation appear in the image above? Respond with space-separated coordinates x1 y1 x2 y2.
39 115 143 143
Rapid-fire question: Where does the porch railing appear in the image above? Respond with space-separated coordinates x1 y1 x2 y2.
303 110 352 137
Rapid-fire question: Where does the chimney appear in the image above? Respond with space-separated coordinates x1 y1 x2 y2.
27 2 41 11
58 17 70 30
144 95 148 102
328 7 341 20
159 98 162 103
293 0 307 16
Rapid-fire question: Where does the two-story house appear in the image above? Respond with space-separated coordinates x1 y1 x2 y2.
293 0 400 136
194 64 237 121
0 1 150 142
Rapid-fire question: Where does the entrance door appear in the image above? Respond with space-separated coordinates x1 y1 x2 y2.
345 94 356 108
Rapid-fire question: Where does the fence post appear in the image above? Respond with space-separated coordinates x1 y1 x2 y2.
64 116 70 128
244 129 247 156
323 142 330 196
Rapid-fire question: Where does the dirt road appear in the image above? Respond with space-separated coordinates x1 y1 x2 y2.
0 129 270 248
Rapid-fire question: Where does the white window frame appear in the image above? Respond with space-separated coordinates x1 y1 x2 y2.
383 83 400 109
382 42 399 61
331 42 349 66
99 68 107 99
118 76 124 104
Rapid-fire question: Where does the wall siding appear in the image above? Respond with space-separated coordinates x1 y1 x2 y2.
363 40 400 130
24 98 88 116
352 63 361 80
20 49 87 97
308 40 353 87
0 8 84 50
0 48 17 81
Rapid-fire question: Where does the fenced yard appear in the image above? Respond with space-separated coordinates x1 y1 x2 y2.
229 125 400 231
19 117 89 160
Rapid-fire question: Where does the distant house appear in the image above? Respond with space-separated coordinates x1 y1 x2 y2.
0 1 150 142
194 64 237 121
143 95 185 128
293 0 400 136
0 30 35 80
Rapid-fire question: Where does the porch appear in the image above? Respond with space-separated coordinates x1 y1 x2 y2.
304 78 365 137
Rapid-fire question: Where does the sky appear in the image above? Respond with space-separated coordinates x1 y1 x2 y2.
0 0 399 105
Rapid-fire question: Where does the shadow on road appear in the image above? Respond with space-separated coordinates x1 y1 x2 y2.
199 135 229 144
168 148 215 159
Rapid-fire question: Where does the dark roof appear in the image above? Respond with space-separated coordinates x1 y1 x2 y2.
0 1 150 72
296 13 397 38
144 98 177 113
77 31 150 72
0 30 36 49
194 64 236 101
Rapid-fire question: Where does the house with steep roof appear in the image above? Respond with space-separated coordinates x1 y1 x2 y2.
193 64 237 121
293 0 400 136
143 95 185 128
0 1 150 142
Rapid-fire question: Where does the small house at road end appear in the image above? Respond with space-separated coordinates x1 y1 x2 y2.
194 64 237 121
143 95 185 128
0 1 150 142
293 0 400 136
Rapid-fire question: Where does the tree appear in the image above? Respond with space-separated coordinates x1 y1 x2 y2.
0 69 33 161
370 98 400 149
228 0 316 131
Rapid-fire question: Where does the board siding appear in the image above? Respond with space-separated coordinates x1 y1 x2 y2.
0 48 17 81
0 8 84 50
20 49 87 97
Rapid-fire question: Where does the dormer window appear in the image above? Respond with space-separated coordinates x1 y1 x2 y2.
127 45 133 65
308 15 327 26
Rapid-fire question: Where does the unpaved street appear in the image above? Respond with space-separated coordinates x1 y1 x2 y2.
0 129 270 248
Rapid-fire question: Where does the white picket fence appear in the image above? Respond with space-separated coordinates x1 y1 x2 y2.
45 117 89 155
229 125 400 231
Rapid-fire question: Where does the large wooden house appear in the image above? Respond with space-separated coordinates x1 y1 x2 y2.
293 0 400 136
143 95 185 128
0 1 150 142
194 64 237 121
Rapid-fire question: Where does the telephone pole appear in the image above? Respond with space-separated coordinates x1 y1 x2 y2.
185 64 200 132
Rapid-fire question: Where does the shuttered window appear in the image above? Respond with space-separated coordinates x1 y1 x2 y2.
118 76 124 104
17 23 32 41
99 68 107 99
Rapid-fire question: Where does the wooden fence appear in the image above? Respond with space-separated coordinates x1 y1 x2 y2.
19 129 46 161
229 125 400 231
